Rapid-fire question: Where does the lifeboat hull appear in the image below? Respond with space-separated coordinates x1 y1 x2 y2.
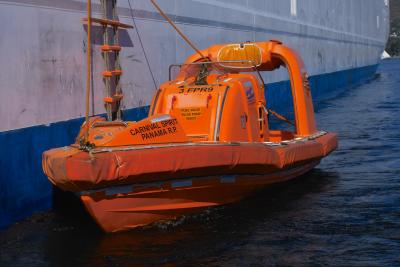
43 132 337 232
81 160 319 232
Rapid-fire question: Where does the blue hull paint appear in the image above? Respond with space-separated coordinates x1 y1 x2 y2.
267 64 379 113
0 64 378 229
0 108 150 229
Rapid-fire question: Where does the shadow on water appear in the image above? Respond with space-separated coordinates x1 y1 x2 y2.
0 169 339 266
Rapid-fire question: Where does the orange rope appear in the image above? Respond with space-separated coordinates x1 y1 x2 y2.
150 0 206 59
84 0 92 142
268 108 295 126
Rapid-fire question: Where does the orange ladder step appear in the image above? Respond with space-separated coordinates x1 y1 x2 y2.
102 70 123 77
101 45 122 52
104 94 123 104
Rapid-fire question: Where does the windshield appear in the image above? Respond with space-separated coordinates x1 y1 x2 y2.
169 61 265 86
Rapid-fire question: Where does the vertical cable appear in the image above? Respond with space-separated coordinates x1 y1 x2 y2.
127 0 158 91
84 0 92 142
113 0 123 120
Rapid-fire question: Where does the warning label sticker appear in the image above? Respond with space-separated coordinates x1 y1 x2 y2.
180 108 202 121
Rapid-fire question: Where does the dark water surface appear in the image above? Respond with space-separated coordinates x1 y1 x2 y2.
1 60 400 266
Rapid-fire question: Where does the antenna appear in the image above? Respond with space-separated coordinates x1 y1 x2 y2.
150 0 206 59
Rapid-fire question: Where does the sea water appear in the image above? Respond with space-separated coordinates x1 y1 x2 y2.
0 59 399 266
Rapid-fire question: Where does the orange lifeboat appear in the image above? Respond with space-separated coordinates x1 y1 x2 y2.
43 40 337 232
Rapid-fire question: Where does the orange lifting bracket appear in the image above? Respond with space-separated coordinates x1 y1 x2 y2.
104 94 123 104
82 17 133 29
102 70 123 77
101 45 122 52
